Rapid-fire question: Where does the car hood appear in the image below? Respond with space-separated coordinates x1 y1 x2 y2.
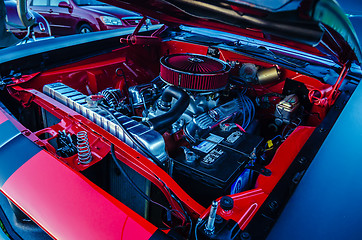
81 5 140 18
101 0 361 65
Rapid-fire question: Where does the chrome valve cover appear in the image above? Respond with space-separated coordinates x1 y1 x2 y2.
43 83 168 163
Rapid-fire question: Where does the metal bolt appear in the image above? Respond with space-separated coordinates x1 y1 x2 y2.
269 201 279 212
299 157 306 164
240 232 251 240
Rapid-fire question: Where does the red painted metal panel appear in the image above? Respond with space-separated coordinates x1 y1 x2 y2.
1 150 157 240
256 126 315 194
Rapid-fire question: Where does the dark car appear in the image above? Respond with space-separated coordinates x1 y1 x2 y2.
0 0 362 240
3 0 51 44
29 0 155 35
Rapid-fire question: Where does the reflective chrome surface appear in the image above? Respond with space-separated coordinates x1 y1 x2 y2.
43 83 168 162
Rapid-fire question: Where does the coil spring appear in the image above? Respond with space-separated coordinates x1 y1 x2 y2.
77 131 92 164
100 88 123 108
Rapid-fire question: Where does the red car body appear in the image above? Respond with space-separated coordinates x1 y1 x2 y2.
29 0 156 35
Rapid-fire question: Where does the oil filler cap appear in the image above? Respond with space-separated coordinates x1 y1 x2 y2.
220 196 234 211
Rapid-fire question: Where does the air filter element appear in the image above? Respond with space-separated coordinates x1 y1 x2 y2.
160 54 230 91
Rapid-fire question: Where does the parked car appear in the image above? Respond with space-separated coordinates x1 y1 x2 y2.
29 0 157 35
2 0 50 45
0 0 361 239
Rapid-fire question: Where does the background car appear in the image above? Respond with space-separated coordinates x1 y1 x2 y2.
29 0 157 35
3 0 50 42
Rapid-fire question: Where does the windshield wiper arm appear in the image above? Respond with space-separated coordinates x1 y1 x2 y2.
234 44 308 68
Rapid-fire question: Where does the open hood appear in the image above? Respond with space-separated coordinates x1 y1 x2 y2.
102 0 361 65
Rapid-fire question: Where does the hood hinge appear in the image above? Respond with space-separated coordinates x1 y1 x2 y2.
308 62 351 107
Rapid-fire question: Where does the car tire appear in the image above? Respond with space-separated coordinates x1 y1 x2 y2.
77 24 92 34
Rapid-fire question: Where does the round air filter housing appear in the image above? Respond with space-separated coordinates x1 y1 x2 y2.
160 54 230 91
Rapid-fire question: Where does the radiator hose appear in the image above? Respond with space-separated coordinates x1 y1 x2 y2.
146 86 190 132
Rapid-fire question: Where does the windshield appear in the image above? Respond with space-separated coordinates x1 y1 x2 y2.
74 0 108 6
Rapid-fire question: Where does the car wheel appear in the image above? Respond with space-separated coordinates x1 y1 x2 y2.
77 24 92 34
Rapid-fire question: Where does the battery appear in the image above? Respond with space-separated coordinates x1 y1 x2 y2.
173 128 263 207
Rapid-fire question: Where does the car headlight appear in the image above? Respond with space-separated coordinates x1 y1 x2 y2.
100 16 122 26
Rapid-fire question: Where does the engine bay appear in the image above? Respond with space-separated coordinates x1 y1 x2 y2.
1 36 349 237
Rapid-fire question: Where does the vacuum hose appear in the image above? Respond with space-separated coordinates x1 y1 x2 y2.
146 86 190 132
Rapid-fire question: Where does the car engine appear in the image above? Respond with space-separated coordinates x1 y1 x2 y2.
0 0 359 235
2 29 347 238
42 53 274 206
